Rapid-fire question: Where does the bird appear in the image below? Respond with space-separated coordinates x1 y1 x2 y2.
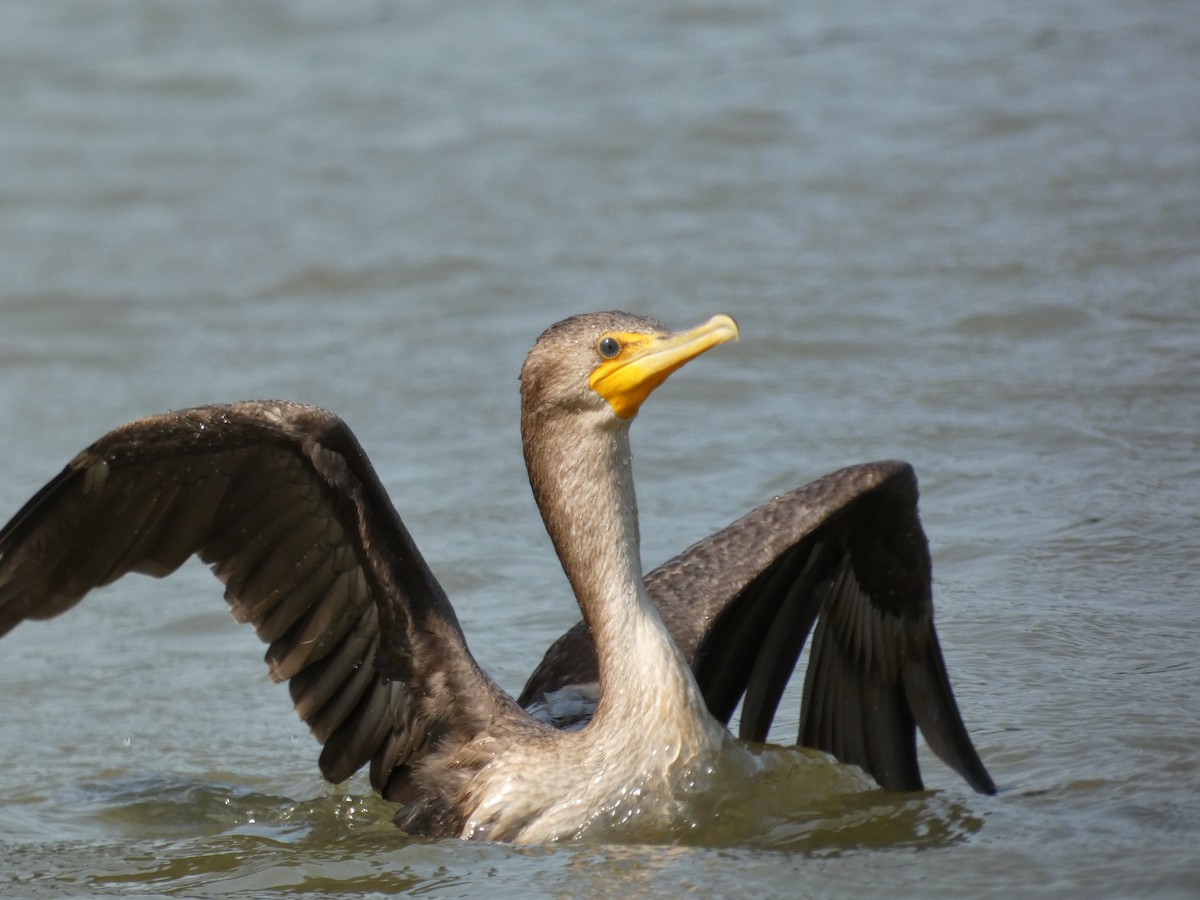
0 310 995 843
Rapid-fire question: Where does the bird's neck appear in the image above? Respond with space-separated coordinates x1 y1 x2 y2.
523 412 712 733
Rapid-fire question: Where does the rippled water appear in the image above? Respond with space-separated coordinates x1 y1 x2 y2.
1 1 1198 896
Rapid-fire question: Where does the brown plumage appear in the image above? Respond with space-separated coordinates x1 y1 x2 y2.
0 311 994 843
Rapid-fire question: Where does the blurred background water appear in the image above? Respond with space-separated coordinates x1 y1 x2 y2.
0 0 1197 896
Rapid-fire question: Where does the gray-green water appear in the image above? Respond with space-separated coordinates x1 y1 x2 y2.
1 1 1197 896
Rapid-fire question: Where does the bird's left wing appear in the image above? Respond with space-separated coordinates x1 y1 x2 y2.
0 401 507 805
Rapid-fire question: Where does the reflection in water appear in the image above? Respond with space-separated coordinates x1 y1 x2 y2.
50 754 982 854
5 757 980 895
2 768 984 900
759 790 983 855
693 746 982 854
73 776 385 842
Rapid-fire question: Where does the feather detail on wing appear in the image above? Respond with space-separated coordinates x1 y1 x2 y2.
521 461 995 795
0 401 504 804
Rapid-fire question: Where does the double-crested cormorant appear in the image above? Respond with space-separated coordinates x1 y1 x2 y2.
0 311 995 842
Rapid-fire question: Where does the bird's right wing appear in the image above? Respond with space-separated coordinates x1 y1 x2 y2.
0 401 511 809
521 461 996 795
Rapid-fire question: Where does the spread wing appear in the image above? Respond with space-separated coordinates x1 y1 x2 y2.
0 401 509 805
520 461 996 795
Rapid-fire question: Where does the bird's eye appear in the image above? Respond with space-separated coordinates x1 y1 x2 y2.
597 336 621 359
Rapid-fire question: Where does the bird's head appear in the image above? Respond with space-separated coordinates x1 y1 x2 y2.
519 311 740 427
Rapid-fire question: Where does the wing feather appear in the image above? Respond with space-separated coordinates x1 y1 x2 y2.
521 460 996 795
0 401 508 803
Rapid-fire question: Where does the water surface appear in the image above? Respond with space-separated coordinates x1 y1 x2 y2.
1 1 1198 896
